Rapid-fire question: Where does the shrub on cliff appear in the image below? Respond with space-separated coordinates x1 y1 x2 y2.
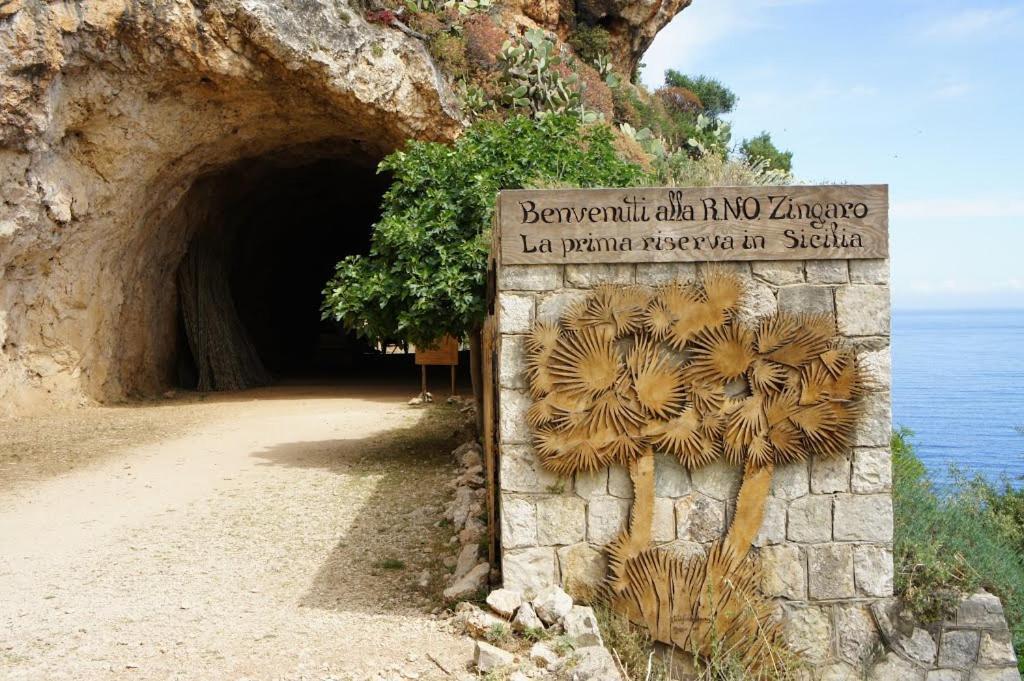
321 115 645 348
740 131 793 174
663 71 736 117
893 428 1024 667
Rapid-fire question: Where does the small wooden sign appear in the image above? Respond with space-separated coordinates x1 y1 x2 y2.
414 336 459 366
498 184 888 264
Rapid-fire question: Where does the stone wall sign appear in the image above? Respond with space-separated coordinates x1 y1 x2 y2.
498 184 888 264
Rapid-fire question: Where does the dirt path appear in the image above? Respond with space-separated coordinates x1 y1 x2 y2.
0 386 475 681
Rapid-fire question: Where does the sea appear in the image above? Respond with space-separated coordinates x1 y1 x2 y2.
893 308 1024 487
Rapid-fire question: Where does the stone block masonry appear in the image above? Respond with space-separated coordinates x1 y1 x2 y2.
494 258 901 673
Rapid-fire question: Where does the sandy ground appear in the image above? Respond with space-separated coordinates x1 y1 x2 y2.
0 385 475 681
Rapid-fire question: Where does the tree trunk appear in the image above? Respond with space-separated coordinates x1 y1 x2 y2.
723 461 775 561
177 235 272 392
609 449 656 592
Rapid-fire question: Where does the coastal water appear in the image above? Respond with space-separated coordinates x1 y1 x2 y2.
892 309 1024 486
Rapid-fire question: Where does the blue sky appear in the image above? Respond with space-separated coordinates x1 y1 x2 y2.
642 0 1024 310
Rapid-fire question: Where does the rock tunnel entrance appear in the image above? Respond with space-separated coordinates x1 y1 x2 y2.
169 148 390 392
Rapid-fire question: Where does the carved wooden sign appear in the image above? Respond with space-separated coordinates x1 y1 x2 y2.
414 336 459 366
498 184 888 264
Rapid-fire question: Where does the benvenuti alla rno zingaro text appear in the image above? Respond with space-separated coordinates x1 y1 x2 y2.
515 193 869 257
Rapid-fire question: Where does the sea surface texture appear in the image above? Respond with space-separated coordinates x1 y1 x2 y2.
893 309 1024 485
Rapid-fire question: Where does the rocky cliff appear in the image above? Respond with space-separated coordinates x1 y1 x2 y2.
0 0 691 411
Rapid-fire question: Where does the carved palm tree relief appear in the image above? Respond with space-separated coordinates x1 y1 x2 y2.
523 272 864 674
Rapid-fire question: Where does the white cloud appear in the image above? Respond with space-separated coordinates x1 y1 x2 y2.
892 198 1024 219
920 6 1019 41
894 277 1024 309
641 0 755 84
932 81 971 99
640 0 819 85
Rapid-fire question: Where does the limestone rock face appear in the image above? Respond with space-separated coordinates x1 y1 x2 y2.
0 0 462 412
0 0 696 413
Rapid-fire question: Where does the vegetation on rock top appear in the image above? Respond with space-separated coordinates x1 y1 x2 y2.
893 428 1024 668
330 1 795 346
321 115 644 347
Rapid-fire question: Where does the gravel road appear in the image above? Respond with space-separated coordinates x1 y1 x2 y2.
0 386 474 680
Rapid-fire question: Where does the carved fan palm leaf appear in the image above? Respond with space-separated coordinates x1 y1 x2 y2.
627 339 687 419
756 314 800 354
549 328 620 399
818 348 846 376
604 285 650 335
749 358 789 393
535 426 572 460
659 282 702 317
589 389 646 435
702 269 745 314
648 408 721 468
525 321 562 356
572 291 621 340
803 313 838 338
800 353 863 405
826 353 863 401
799 360 834 406
723 395 767 465
536 429 616 475
747 435 775 468
804 401 859 458
526 364 556 397
527 394 559 428
525 322 562 397
644 298 676 340
687 324 756 384
689 382 726 415
764 389 799 427
766 325 831 368
789 402 839 446
528 390 583 428
666 303 726 352
562 299 591 334
699 407 726 439
606 427 648 463
768 420 806 463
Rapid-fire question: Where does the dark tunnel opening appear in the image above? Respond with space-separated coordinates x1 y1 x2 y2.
169 149 467 394
226 157 385 378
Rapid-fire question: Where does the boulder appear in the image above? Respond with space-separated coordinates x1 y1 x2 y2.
530 642 560 669
448 487 475 527
569 646 623 681
562 606 603 647
458 518 486 544
454 602 506 637
443 562 489 602
533 585 573 625
486 588 522 618
512 602 545 632
474 641 515 673
453 543 480 580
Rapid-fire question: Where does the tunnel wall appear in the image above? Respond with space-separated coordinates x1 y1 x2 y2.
0 0 462 413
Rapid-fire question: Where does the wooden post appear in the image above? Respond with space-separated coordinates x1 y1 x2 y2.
482 317 498 568
450 365 457 396
421 365 427 399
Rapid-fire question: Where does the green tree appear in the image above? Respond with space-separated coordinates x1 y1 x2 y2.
740 131 793 174
663 71 737 117
321 115 646 350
